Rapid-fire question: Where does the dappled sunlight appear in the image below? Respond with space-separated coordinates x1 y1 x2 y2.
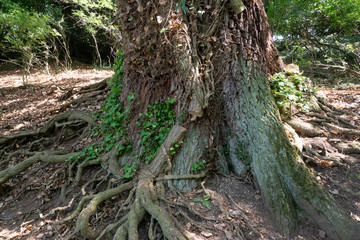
317 86 360 115
0 65 113 135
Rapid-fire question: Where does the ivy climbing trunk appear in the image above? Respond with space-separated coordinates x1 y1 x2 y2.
116 0 360 239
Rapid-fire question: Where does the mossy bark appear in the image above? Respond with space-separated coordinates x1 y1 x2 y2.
223 59 360 239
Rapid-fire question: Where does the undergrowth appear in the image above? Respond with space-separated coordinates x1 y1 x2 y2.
70 51 130 163
136 98 176 164
69 51 177 179
270 68 314 115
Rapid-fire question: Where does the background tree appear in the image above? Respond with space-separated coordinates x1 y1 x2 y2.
0 0 57 82
55 0 121 66
264 0 360 78
0 0 121 74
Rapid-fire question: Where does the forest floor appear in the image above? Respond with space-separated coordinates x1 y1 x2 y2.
0 66 359 240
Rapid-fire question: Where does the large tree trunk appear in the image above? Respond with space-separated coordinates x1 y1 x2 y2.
116 0 359 239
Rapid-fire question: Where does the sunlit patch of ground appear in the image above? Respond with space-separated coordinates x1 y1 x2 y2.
0 64 113 135
317 84 360 116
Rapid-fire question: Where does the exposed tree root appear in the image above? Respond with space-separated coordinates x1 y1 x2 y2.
78 78 109 94
2 72 358 240
62 88 109 110
303 146 342 167
0 151 73 184
334 141 360 154
308 112 358 129
323 122 360 136
75 182 134 239
287 118 323 137
0 110 96 145
39 126 194 240
75 159 101 184
317 96 359 117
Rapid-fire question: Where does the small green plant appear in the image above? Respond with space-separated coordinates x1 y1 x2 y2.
191 160 206 172
175 0 194 14
170 140 183 155
123 162 138 179
69 143 103 162
193 194 211 209
270 70 314 115
234 137 251 166
137 98 176 164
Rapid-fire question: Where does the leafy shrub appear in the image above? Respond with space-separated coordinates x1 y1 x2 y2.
136 98 176 164
270 69 314 115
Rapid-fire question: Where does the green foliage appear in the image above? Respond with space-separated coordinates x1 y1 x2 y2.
270 70 314 113
68 0 118 37
70 52 177 178
193 194 211 209
234 137 251 166
123 162 138 179
277 35 360 75
136 98 176 164
265 0 360 77
191 160 206 172
0 0 57 76
62 0 120 65
70 51 129 163
265 0 360 37
0 0 121 71
170 141 183 156
175 0 191 14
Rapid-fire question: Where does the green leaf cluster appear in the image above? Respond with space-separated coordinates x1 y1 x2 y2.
191 160 206 172
270 70 314 113
68 0 118 35
193 194 211 209
0 0 57 67
136 98 176 164
266 0 360 37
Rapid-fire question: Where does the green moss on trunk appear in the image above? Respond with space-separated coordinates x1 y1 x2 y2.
223 60 360 239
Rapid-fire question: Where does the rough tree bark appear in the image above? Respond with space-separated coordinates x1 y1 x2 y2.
116 0 360 239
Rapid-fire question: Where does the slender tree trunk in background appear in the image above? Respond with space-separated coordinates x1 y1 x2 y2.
116 0 360 239
91 33 102 67
44 44 50 74
55 19 72 70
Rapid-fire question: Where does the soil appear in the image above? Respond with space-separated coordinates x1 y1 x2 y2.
0 66 359 239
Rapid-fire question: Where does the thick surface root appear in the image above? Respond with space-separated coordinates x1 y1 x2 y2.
0 110 96 145
76 182 134 239
0 151 73 184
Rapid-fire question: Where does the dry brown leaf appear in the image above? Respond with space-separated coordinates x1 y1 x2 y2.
330 129 339 134
323 131 330 137
25 225 33 230
319 160 336 168
329 189 339 195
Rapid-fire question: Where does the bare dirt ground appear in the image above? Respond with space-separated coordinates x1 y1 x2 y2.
0 66 359 240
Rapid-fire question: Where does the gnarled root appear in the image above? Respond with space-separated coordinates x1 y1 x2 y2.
75 182 134 239
0 151 73 184
52 126 190 240
0 110 96 146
